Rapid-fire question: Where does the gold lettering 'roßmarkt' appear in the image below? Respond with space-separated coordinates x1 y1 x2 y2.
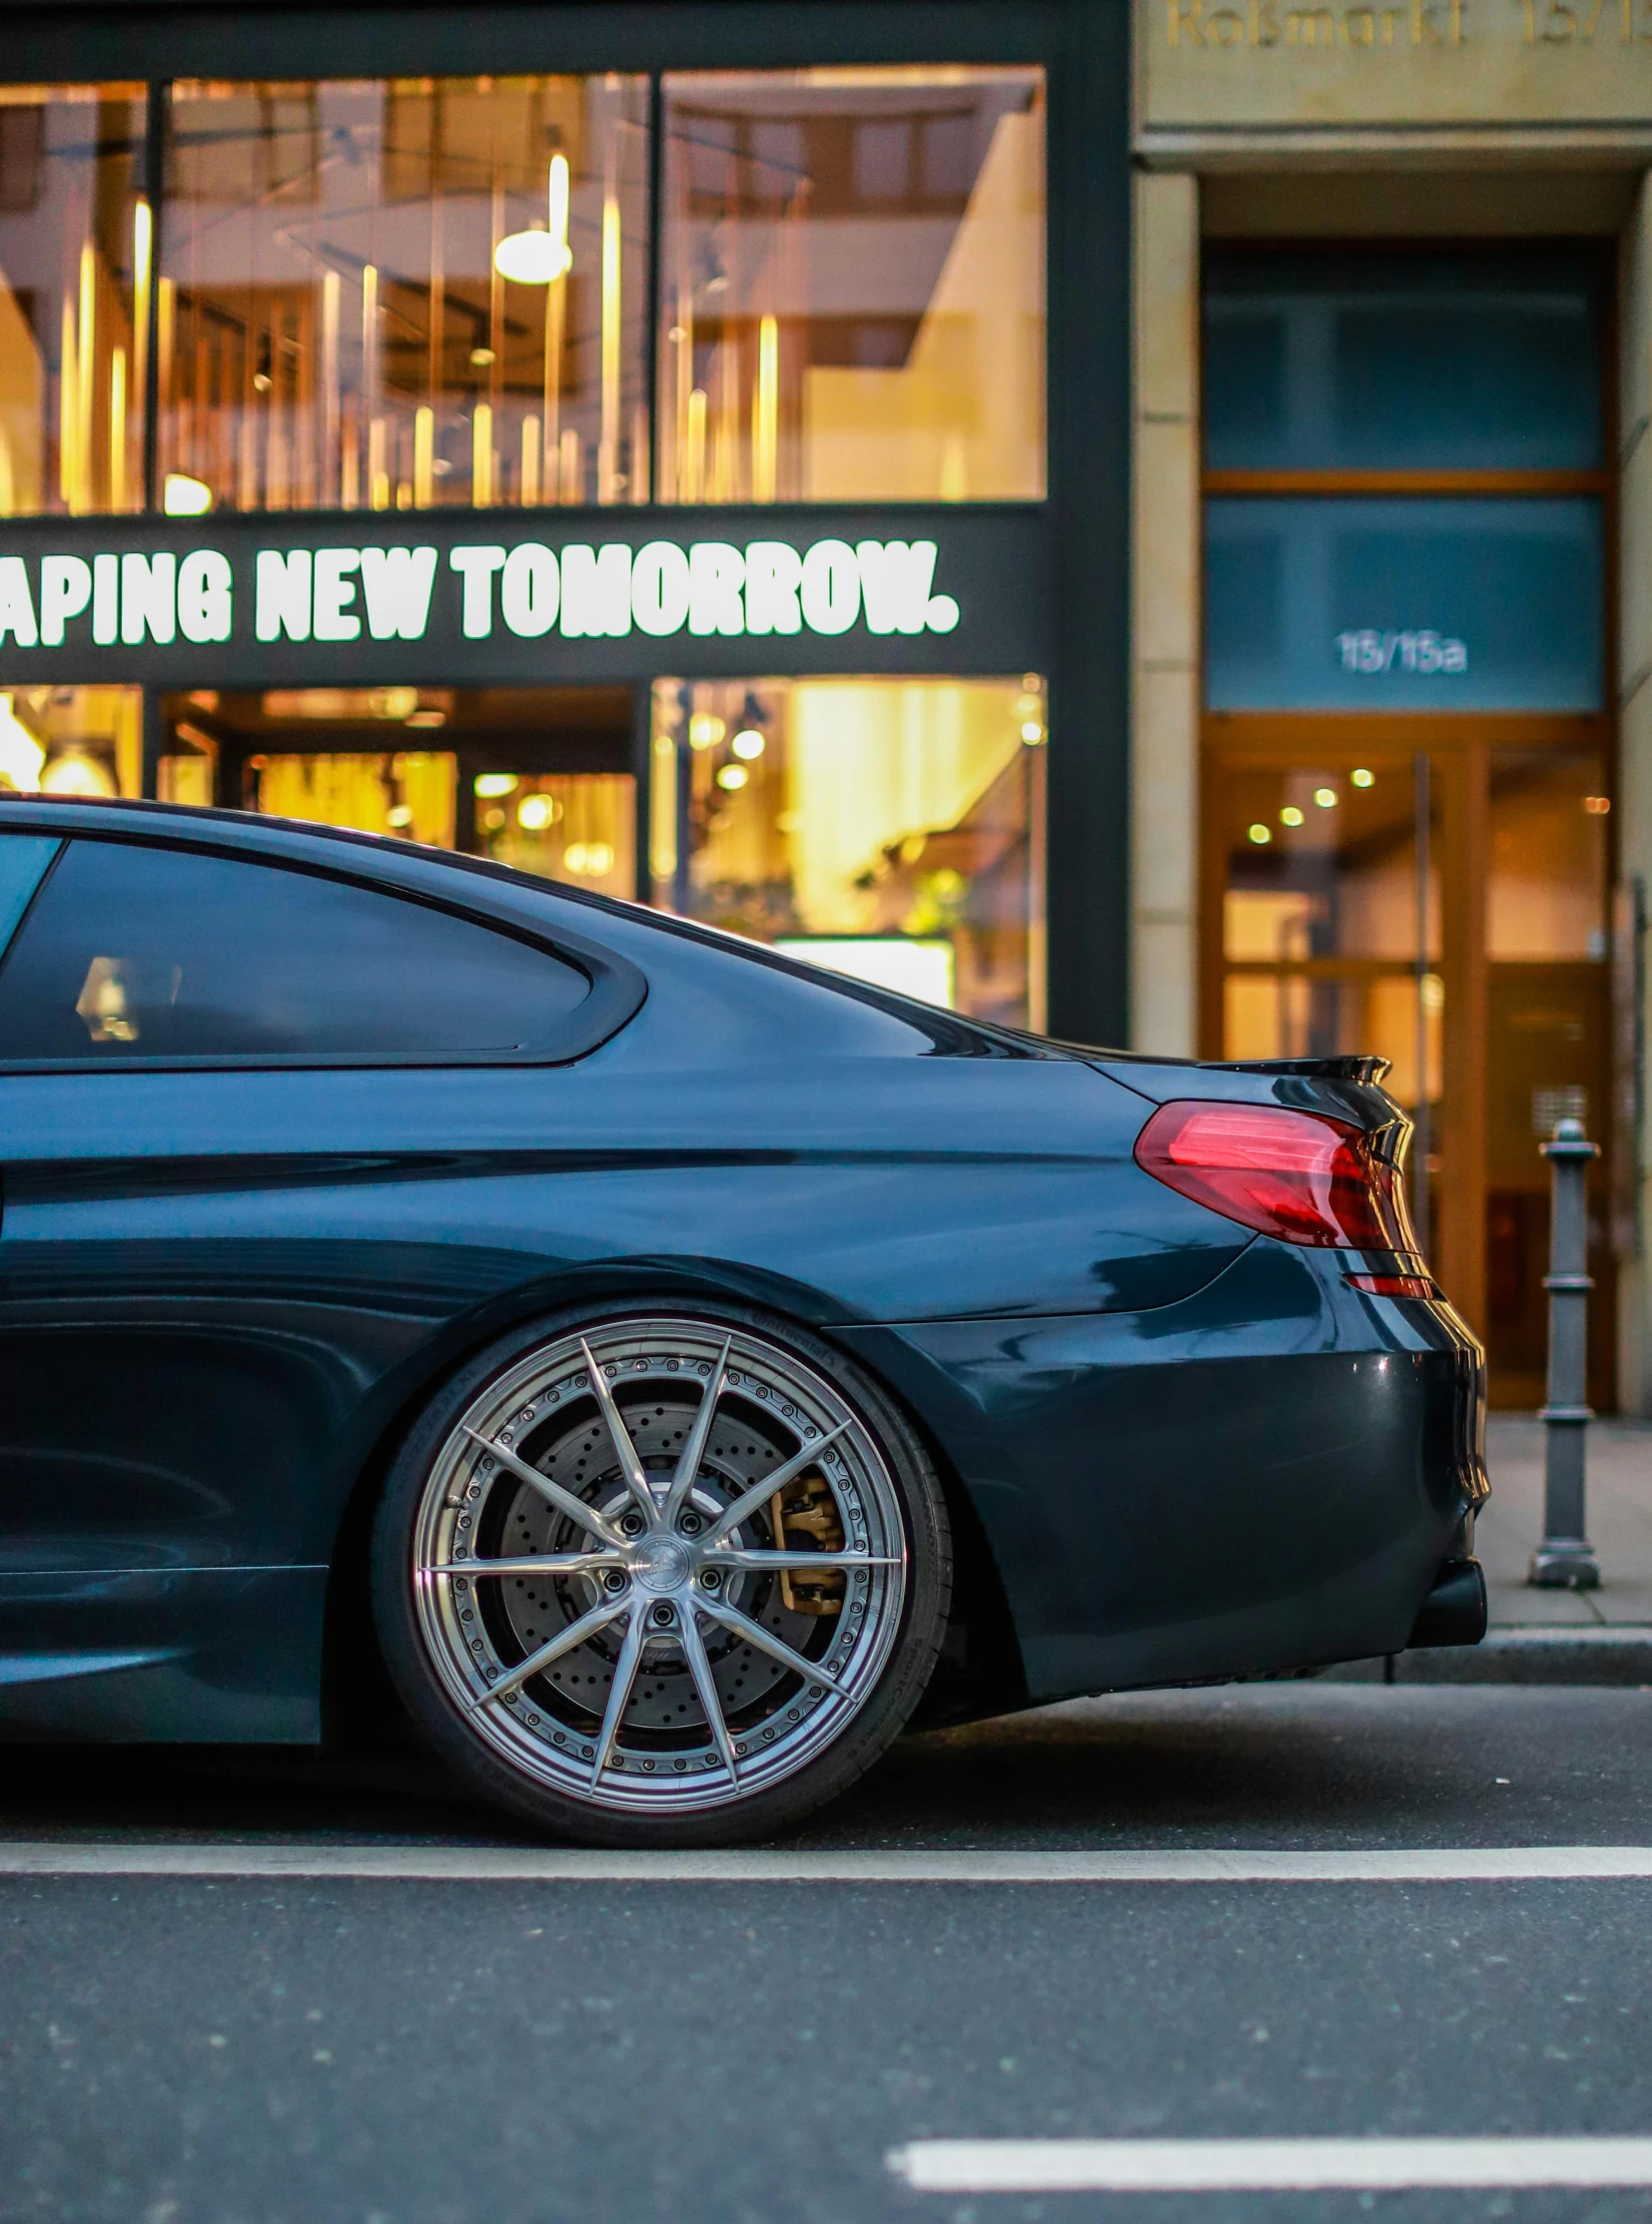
1142 0 1652 130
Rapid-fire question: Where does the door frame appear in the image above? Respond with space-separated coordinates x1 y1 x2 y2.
1202 709 1614 1364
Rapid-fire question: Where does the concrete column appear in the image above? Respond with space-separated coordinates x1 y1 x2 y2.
1131 170 1201 1057
1617 171 1652 1414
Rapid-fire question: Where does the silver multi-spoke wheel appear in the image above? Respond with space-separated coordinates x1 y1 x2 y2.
402 1314 914 1819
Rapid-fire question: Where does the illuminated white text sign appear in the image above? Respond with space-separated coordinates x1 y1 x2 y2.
0 535 962 652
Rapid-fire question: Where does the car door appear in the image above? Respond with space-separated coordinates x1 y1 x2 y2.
0 824 609 1738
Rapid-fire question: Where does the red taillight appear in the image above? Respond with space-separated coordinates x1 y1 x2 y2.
1346 1271 1440 1300
1133 1099 1413 1250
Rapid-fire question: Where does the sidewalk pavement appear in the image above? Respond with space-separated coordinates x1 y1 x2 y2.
1326 1415 1652 1685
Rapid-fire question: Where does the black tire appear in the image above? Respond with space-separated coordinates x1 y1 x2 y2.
371 1298 952 1847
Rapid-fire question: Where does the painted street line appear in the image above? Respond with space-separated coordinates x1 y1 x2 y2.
887 2138 1652 2194
0 1842 1651 1883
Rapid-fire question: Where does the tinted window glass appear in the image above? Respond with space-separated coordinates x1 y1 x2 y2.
0 834 60 956
1204 253 1602 472
0 840 590 1059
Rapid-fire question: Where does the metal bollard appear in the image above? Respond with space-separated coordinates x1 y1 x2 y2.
1528 1115 1602 1589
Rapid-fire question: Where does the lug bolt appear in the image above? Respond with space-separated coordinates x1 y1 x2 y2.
603 1570 627 1594
621 1512 645 1538
699 1567 720 1591
679 1511 702 1536
651 1603 674 1628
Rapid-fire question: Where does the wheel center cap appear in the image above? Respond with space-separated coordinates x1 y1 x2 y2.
631 1536 691 1595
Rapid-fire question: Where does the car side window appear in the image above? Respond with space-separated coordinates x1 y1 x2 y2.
0 839 591 1061
0 834 62 959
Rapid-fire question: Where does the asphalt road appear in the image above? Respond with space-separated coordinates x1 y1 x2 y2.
4 1683 1652 2224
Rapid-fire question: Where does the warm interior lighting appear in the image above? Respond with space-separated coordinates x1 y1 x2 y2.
774 937 957 1010
1351 768 1375 788
495 153 573 286
1583 795 1611 815
688 714 725 750
164 472 213 515
716 763 748 791
404 709 446 728
40 749 117 799
1280 805 1304 827
474 773 519 798
1248 823 1271 846
0 694 46 792
564 840 615 876
731 729 765 760
1020 721 1044 743
517 793 561 830
1313 787 1338 809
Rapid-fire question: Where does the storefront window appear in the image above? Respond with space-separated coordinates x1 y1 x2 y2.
160 76 650 515
0 684 142 796
159 686 637 895
0 86 149 516
657 69 1045 506
650 674 1046 1028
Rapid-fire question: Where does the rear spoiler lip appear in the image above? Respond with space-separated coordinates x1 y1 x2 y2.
1089 1054 1407 1132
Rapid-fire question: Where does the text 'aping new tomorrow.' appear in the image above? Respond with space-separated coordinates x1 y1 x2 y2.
0 537 963 651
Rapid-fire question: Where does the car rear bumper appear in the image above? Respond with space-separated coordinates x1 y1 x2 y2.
838 1238 1487 1707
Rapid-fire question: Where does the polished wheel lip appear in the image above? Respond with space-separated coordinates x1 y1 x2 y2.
409 1315 909 1815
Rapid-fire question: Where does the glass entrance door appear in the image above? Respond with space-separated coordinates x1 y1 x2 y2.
1207 738 1443 1258
1206 722 1613 1404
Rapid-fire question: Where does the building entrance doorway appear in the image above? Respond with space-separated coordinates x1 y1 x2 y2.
1205 715 1613 1407
159 686 637 903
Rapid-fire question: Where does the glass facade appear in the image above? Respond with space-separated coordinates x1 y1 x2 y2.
657 68 1045 505
161 76 650 514
650 673 1046 1026
0 69 1046 517
0 64 1057 1029
0 85 149 516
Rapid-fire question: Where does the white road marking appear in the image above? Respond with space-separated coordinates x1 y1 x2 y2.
0 1843 1649 1883
888 2138 1652 2193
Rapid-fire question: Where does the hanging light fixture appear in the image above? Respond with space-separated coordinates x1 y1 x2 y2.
494 153 572 285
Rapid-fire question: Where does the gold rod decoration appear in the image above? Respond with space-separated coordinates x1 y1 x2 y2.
157 276 174 484
110 346 127 511
322 269 341 506
753 311 778 503
472 403 493 507
131 199 151 508
598 179 620 501
520 413 540 505
413 404 434 508
59 297 78 510
77 242 96 510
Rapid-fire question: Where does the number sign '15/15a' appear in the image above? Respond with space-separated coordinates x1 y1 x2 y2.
0 537 962 652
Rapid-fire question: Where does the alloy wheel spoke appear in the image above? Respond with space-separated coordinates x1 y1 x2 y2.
578 1337 658 1525
659 1334 733 1530
469 1592 629 1710
706 1423 851 1545
428 1551 624 1580
589 1606 648 1784
707 1549 900 1573
679 1605 740 1782
699 1595 851 1700
460 1426 624 1547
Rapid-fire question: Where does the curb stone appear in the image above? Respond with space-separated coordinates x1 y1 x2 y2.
1319 1626 1652 1687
